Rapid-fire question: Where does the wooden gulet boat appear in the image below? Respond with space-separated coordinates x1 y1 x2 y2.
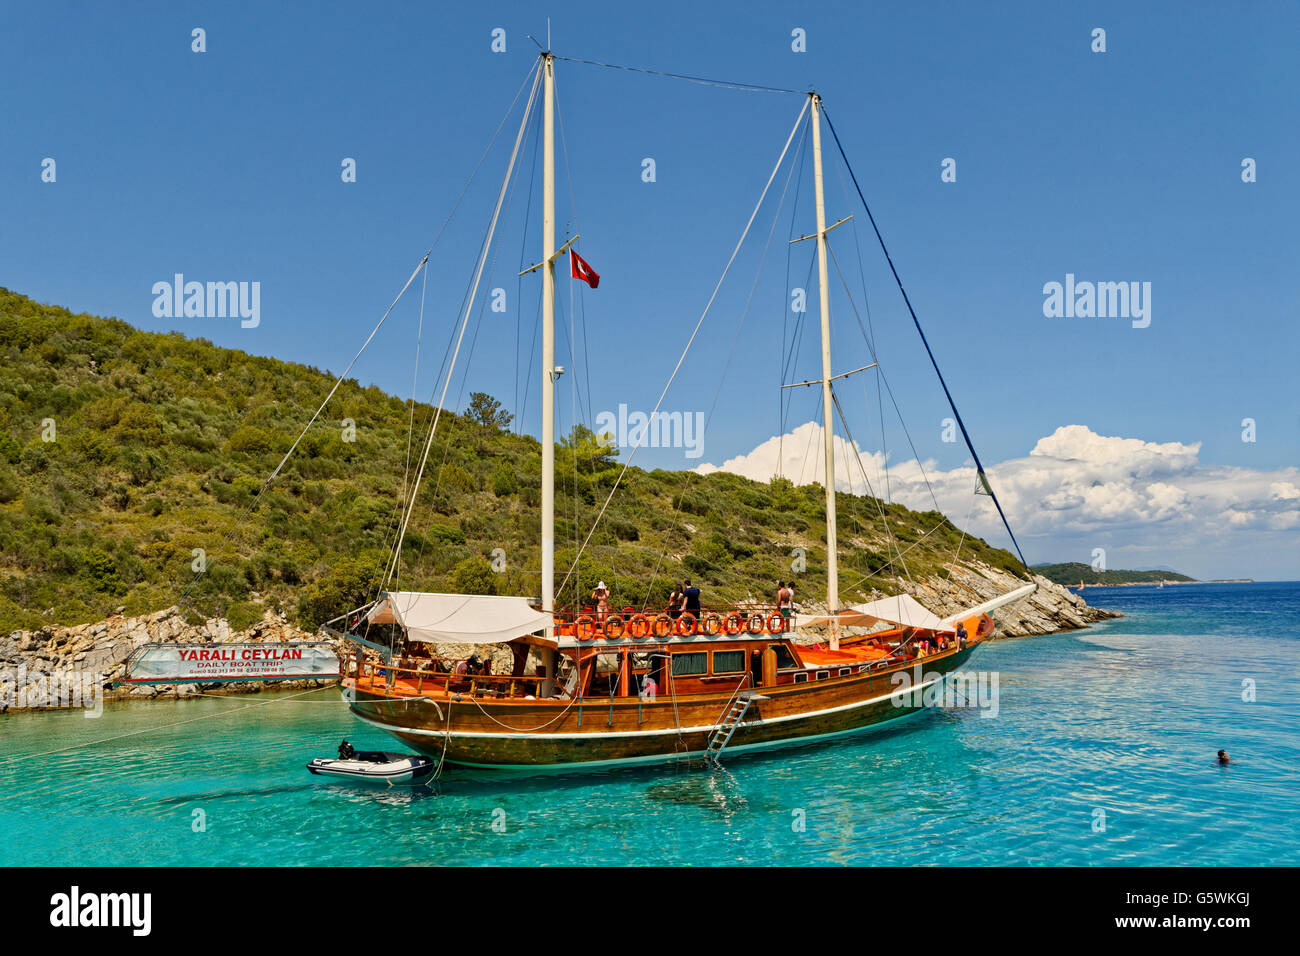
324 50 1038 772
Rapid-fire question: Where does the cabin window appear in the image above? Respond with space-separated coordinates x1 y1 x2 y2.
769 644 798 669
712 650 745 674
671 652 708 677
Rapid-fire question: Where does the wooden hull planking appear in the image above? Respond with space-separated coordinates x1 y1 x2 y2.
348 643 981 770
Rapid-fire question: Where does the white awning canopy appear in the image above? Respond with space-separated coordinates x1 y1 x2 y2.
796 593 953 633
937 581 1037 626
366 591 552 644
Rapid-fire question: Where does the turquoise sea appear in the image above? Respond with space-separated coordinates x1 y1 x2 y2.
2 581 1297 866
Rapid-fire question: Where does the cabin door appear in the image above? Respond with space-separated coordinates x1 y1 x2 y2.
750 648 763 688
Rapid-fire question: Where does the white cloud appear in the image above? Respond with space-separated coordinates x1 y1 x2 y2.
1271 481 1300 501
696 423 1300 578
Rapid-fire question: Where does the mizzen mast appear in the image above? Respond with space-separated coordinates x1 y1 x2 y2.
810 92 841 650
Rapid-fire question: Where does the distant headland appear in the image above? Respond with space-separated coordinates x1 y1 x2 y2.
1034 562 1255 588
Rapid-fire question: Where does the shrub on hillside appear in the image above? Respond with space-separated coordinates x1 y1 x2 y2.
452 555 497 595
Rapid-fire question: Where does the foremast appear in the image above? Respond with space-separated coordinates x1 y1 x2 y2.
540 52 558 692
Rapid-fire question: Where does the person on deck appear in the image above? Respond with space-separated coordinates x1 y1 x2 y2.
668 583 685 620
682 580 702 617
777 581 794 620
956 622 968 648
592 581 610 623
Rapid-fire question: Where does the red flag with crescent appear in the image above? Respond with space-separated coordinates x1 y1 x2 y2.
570 250 600 289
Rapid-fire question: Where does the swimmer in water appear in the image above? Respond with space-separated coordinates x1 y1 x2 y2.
1217 749 1230 765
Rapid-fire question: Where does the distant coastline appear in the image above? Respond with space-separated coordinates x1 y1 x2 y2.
1071 578 1255 589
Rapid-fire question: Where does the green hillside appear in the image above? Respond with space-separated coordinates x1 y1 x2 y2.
0 287 1028 635
1033 562 1196 586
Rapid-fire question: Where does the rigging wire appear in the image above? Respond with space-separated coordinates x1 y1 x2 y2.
551 53 805 96
830 389 915 587
635 111 811 605
173 251 429 613
833 155 893 506
170 61 541 620
820 105 1030 569
385 64 543 587
397 69 541 589
554 96 813 599
514 100 543 433
394 260 430 589
825 241 943 516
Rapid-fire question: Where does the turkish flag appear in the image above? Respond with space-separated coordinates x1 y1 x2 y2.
570 250 600 289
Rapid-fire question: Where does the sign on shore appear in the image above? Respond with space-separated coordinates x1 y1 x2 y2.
120 642 339 685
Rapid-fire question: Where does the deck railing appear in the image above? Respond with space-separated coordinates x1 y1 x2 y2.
348 652 547 699
553 604 792 642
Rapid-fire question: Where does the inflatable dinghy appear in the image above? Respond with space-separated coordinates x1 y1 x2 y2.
308 742 435 784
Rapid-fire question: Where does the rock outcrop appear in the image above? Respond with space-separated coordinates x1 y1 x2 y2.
912 564 1119 637
1 607 338 712
779 559 1119 640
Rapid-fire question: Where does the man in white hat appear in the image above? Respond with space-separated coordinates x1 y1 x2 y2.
591 581 610 623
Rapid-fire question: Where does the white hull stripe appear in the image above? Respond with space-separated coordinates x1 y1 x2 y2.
351 676 941 741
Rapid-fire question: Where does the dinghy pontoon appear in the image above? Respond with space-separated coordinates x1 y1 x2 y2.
307 741 435 784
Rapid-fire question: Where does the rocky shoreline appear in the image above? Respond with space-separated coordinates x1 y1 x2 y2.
914 564 1121 637
769 561 1120 641
0 606 338 713
1 569 1118 713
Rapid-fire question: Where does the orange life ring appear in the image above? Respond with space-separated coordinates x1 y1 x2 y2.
675 613 697 637
628 613 650 639
746 613 765 635
767 612 786 634
701 613 723 637
603 615 625 640
652 614 674 638
576 614 595 641
723 612 744 636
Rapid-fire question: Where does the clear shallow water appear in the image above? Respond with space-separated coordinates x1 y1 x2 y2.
2 581 1297 866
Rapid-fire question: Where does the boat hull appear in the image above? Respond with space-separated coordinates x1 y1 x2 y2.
348 644 982 771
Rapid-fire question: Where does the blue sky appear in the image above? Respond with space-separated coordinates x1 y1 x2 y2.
4 1 1298 579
